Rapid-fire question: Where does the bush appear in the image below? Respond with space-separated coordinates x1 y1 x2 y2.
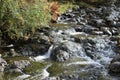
0 0 50 40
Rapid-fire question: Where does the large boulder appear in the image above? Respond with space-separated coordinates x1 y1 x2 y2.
51 41 85 62
17 31 51 56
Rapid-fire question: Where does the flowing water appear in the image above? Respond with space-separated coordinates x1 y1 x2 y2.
33 45 54 61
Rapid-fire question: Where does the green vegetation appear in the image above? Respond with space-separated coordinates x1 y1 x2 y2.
47 62 64 76
4 56 29 64
23 61 48 74
59 2 77 13
0 0 50 41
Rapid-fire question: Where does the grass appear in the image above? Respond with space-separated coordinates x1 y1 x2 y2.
0 0 50 41
59 2 77 13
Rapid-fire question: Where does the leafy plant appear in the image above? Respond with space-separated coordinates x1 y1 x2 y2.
0 0 50 41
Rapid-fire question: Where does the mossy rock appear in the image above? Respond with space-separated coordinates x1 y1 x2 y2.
3 71 22 80
4 56 29 65
47 62 64 76
23 61 48 75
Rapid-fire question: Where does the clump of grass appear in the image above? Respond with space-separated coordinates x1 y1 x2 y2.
0 0 50 41
59 2 77 13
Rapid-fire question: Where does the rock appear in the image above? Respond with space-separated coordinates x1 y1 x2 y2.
44 77 60 80
83 25 99 34
115 0 120 7
101 27 112 35
74 26 84 32
50 30 73 44
88 19 105 27
71 34 87 43
91 31 104 35
116 22 120 27
12 60 30 70
109 56 120 75
5 60 30 74
109 61 120 72
117 37 120 52
110 27 119 35
51 49 69 62
18 32 51 56
9 48 19 57
0 54 7 71
79 0 117 6
51 41 85 62
59 66 110 80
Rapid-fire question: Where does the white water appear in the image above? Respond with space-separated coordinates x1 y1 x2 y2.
15 74 30 80
70 32 87 36
41 64 51 79
67 57 101 66
67 61 100 66
33 45 54 61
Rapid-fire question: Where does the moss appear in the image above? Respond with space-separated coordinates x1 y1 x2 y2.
3 71 22 80
79 1 94 8
23 61 48 75
47 58 87 76
4 56 29 64
47 62 64 76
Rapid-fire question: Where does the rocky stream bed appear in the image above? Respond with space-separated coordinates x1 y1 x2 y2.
0 1 120 80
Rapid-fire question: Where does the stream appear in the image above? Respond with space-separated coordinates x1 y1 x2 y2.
0 1 120 80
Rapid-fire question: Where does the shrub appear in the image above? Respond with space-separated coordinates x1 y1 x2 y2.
0 0 50 41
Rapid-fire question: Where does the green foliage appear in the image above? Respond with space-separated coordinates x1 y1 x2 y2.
59 2 77 13
0 0 50 40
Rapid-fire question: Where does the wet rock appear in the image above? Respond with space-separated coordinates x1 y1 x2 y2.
71 34 87 43
116 22 120 27
83 25 99 34
0 54 7 71
51 49 69 62
110 27 119 35
51 41 85 62
117 37 120 53
9 49 19 57
18 32 51 56
115 0 120 7
88 19 105 27
32 32 51 45
63 28 76 35
12 60 30 70
44 77 60 80
83 37 116 65
91 31 104 35
59 66 110 80
109 56 120 75
50 30 74 44
110 61 120 73
5 60 30 74
101 27 112 35
74 26 84 32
